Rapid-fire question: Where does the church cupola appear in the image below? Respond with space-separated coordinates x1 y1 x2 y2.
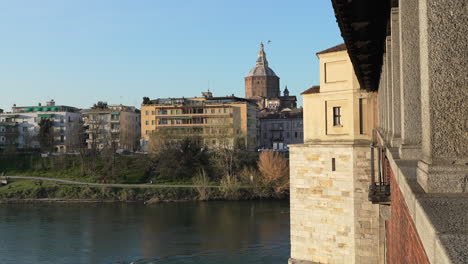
245 42 280 99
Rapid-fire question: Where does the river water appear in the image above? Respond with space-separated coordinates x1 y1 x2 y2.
0 201 290 264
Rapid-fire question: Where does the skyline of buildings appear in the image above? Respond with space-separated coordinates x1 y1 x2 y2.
0 42 314 153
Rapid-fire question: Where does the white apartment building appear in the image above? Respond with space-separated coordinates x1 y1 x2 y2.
0 100 82 152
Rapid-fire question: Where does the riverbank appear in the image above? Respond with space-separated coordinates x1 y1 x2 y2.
0 179 285 203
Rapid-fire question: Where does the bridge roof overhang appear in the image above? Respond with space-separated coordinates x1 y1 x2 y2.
331 0 392 92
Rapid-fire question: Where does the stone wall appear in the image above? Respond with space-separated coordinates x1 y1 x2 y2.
289 143 380 264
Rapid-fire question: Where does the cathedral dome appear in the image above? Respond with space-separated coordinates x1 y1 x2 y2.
246 42 278 77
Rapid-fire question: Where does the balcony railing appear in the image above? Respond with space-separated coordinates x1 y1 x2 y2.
368 143 391 204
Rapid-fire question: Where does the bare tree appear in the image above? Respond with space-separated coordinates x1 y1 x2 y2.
258 151 289 196
66 119 88 175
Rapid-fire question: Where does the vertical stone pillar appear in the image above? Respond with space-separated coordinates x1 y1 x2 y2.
379 57 387 135
378 72 384 133
385 37 393 143
390 8 402 148
416 0 468 193
398 0 422 160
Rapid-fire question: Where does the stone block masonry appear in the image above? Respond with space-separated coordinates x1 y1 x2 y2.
289 142 380 264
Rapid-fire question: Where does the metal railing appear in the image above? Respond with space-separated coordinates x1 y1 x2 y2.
368 142 391 204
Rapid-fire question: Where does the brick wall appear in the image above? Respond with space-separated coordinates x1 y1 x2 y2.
386 163 430 264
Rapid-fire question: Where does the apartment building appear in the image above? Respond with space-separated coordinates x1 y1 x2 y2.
0 100 82 152
141 92 259 151
0 108 19 151
258 109 303 150
81 103 141 151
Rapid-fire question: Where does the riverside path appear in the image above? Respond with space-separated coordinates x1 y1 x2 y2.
3 176 221 189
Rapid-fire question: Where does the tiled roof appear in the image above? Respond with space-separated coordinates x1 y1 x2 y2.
316 43 346 55
301 85 320 95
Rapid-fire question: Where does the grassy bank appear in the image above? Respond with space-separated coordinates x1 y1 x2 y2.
0 149 290 201
0 179 274 202
0 154 152 184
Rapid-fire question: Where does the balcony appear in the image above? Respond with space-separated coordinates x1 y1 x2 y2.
368 144 391 205
155 113 232 118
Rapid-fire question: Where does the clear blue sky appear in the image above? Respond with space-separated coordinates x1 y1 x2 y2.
0 0 343 111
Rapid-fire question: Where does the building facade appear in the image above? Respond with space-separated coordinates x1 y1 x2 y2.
0 100 82 152
82 103 141 152
140 92 259 151
0 111 19 152
258 109 303 150
289 44 380 264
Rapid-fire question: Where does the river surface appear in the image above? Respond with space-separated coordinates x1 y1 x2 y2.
0 201 290 264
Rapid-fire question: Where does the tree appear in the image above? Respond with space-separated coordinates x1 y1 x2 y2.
258 151 289 196
38 118 55 152
142 97 151 104
149 129 209 180
92 101 108 110
66 119 88 175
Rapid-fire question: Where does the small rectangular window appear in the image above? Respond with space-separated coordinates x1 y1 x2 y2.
333 107 341 126
332 158 336 171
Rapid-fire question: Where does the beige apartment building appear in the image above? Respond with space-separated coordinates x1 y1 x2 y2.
81 103 141 152
140 92 258 151
289 44 379 264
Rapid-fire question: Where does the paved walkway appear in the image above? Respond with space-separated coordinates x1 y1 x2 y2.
3 176 220 189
